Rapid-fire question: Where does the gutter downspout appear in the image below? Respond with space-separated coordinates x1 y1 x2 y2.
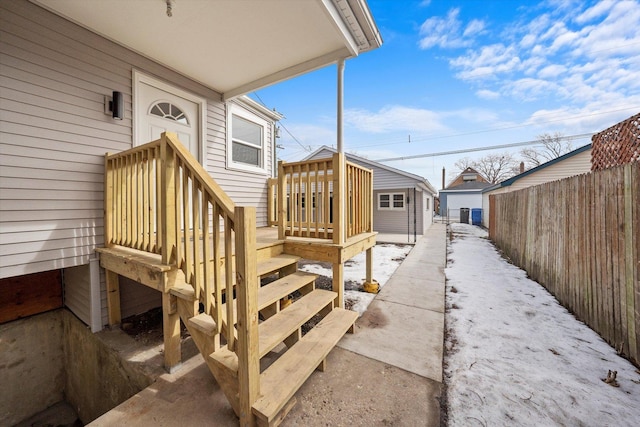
414 187 417 243
407 188 410 243
337 58 345 153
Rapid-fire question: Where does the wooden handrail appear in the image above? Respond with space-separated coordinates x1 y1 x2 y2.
103 132 259 390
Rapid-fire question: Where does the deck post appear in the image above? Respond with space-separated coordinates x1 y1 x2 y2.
162 292 182 372
332 262 344 309
235 206 260 426
105 270 121 325
333 153 345 245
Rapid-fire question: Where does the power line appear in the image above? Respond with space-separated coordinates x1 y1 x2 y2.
251 92 311 153
375 133 593 162
350 106 638 150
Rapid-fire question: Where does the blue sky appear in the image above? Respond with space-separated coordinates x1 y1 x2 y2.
252 0 640 189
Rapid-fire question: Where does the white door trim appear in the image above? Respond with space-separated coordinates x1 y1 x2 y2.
133 70 207 164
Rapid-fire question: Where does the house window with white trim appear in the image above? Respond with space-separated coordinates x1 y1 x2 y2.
378 193 405 210
227 103 268 173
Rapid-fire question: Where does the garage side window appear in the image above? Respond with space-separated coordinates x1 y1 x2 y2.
378 193 405 210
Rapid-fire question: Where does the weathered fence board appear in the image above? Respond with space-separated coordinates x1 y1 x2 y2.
491 162 639 366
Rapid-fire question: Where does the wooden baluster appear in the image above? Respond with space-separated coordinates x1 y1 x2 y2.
154 146 162 253
126 153 133 247
203 194 212 314
277 161 286 240
314 162 319 237
225 214 235 351
104 155 114 247
182 163 192 282
192 178 201 299
135 151 142 249
324 161 330 239
213 204 222 331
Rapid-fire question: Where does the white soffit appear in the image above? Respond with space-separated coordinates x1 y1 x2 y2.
33 0 381 98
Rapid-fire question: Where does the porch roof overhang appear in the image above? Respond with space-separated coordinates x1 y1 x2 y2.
33 0 382 100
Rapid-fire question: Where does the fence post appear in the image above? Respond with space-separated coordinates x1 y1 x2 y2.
235 206 260 426
624 163 638 363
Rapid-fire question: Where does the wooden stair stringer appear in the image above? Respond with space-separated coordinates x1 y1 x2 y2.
173 297 240 417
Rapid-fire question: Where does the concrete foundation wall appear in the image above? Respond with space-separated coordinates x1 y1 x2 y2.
0 310 65 426
63 310 156 424
1 309 158 425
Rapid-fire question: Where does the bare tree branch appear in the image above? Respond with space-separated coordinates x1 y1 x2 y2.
520 132 573 168
472 152 519 184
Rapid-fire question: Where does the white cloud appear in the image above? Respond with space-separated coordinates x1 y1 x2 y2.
464 19 486 37
476 89 500 100
442 0 640 113
345 105 449 134
418 8 485 49
538 64 566 78
450 44 521 80
575 0 616 24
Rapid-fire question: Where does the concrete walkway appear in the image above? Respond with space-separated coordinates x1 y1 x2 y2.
339 223 446 381
90 223 447 426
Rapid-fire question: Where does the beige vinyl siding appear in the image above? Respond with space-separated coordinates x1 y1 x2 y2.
1 0 276 326
482 149 592 227
205 102 272 226
507 150 591 190
374 190 409 234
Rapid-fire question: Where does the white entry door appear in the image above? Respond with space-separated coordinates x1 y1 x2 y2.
135 72 203 162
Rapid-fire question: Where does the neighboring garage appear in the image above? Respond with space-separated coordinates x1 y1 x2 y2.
439 182 491 220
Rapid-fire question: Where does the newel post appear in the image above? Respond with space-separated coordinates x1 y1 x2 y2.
159 132 181 372
160 132 177 265
235 206 260 426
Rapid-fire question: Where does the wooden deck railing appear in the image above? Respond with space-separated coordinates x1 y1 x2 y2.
276 153 373 244
345 159 373 238
267 177 278 226
104 132 259 401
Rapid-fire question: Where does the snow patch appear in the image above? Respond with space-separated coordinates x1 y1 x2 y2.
445 223 640 426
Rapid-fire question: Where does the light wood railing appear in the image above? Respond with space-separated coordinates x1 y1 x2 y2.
104 132 259 405
276 153 373 244
345 159 373 238
267 177 278 226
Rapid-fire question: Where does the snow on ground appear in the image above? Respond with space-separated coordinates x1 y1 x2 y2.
445 223 640 426
299 243 412 316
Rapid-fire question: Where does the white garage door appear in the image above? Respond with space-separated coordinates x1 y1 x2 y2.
447 193 482 210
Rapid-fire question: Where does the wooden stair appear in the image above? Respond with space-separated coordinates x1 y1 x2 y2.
169 250 357 426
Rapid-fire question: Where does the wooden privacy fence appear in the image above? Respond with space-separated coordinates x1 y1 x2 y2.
276 153 373 243
490 162 639 366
